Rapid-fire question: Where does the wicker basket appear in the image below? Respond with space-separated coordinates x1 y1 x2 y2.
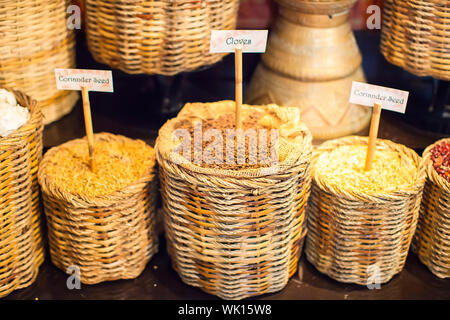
38 133 158 285
156 101 313 299
85 0 240 76
0 89 44 298
381 0 450 81
305 136 426 285
0 0 79 125
412 138 450 279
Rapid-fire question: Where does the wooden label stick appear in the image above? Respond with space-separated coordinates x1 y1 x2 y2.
349 81 409 170
209 30 268 128
235 47 243 130
55 68 114 173
364 103 382 171
81 86 96 173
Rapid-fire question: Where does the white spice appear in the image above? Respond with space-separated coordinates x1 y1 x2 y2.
0 88 17 106
0 89 30 138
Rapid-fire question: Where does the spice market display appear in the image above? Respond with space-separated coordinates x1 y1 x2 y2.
0 0 449 302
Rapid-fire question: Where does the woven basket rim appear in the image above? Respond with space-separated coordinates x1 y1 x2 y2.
312 135 426 201
156 101 313 178
422 137 450 192
276 0 358 14
38 132 156 206
0 87 42 147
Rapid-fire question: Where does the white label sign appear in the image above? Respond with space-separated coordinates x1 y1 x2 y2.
349 81 409 113
55 69 114 92
210 30 268 53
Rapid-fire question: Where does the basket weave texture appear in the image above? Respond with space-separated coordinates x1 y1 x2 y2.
85 0 240 76
0 89 44 298
412 138 450 279
381 0 450 80
0 0 79 125
276 0 357 14
305 136 426 285
156 101 313 299
38 133 158 285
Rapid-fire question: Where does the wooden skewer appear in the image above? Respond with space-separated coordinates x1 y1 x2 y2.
81 86 96 173
235 47 243 130
364 102 382 171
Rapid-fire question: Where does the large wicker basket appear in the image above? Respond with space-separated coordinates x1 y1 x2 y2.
0 0 79 125
412 138 450 279
156 101 313 299
0 89 44 298
305 136 426 285
381 0 450 81
38 133 158 285
85 0 240 76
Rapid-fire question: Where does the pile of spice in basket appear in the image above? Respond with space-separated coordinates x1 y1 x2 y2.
156 100 313 299
38 133 159 285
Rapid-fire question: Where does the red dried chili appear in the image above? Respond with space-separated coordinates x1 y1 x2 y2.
430 141 450 183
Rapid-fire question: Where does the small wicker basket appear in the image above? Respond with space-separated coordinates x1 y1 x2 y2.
0 89 44 298
412 138 450 279
85 0 240 76
156 101 313 300
381 0 450 81
0 0 79 125
38 133 158 285
305 136 426 285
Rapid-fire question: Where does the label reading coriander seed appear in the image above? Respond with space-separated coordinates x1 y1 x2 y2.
55 69 114 92
349 81 409 113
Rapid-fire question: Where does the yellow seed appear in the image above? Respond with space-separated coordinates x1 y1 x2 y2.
43 138 154 197
314 144 417 194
